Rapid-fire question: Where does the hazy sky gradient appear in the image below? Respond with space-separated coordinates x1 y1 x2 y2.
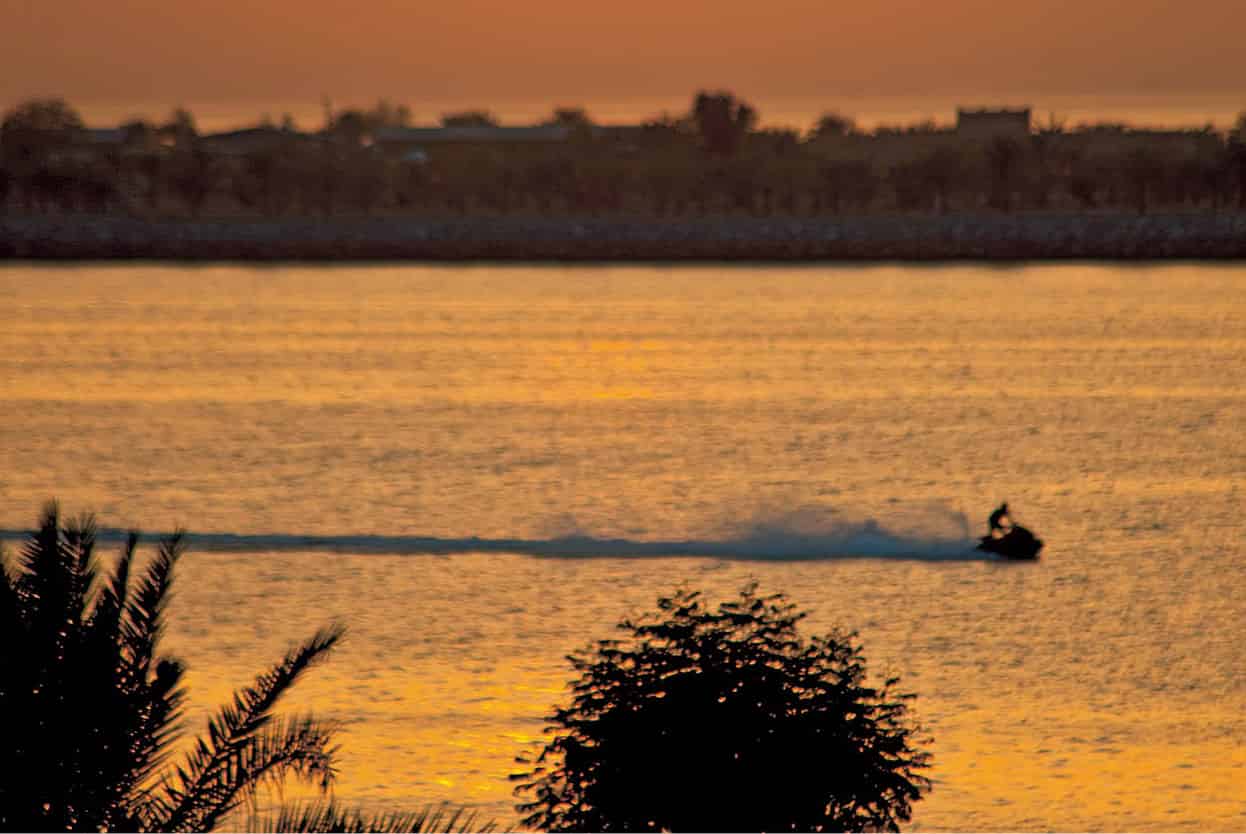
5 0 1244 126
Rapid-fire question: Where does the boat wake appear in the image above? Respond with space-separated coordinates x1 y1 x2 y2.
0 503 986 562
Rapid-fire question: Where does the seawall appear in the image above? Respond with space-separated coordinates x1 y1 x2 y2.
3 213 1246 260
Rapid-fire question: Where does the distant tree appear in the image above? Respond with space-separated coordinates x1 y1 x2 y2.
344 149 392 213
393 159 434 211
158 108 198 151
642 111 696 136
1227 134 1246 210
0 100 91 213
328 101 412 147
513 585 931 832
0 98 84 135
644 159 683 216
1033 111 1065 139
1171 153 1219 210
0 98 85 178
302 145 349 216
1231 111 1246 143
810 111 856 140
890 159 934 212
1122 148 1163 214
1068 157 1101 210
1080 121 1129 134
760 156 806 214
327 110 372 148
0 98 84 153
812 159 877 214
547 107 594 128
440 110 499 128
691 91 757 156
0 503 490 833
875 119 939 137
167 147 218 216
817 159 873 214
918 148 964 213
985 136 1022 211
1021 131 1061 208
371 99 412 129
722 158 760 214
134 152 165 211
120 119 157 151
749 127 800 157
545 107 596 142
236 146 300 215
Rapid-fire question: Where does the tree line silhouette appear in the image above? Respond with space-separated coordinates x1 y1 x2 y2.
4 93 1245 220
2 504 928 831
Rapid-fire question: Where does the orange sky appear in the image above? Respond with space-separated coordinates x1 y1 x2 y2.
4 0 1244 127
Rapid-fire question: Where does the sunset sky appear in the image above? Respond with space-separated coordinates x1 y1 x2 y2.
4 0 1244 128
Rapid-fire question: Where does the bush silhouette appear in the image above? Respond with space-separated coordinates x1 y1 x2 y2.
0 503 487 833
513 585 931 832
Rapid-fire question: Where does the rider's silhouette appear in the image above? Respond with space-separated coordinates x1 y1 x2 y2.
988 502 1011 537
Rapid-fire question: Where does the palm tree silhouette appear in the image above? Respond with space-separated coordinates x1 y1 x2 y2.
0 503 488 833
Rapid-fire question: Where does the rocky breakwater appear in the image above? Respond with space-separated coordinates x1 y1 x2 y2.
3 213 1246 260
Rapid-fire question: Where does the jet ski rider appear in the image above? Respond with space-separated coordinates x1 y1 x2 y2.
988 502 1012 537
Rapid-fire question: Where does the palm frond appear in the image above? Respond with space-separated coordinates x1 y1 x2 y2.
5 506 457 834
0 541 18 637
152 625 345 832
121 532 183 678
16 501 68 629
63 511 100 615
186 714 340 833
105 533 189 797
247 799 495 833
64 531 190 832
92 531 137 644
129 656 189 796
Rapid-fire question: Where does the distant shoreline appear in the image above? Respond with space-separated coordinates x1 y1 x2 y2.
4 213 1246 261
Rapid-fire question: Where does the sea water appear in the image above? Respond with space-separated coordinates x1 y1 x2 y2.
1 262 1243 829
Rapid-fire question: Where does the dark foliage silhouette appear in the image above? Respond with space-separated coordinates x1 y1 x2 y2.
546 107 594 129
692 91 757 157
159 108 199 152
0 503 488 833
441 110 499 128
246 801 491 833
811 111 856 139
986 136 1021 211
512 585 931 832
3 95 1245 219
1228 135 1246 210
327 99 411 147
0 98 84 169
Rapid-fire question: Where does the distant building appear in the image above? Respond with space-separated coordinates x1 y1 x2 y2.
48 127 130 164
809 110 1032 164
956 108 1031 140
372 125 576 162
200 127 314 157
1057 126 1221 159
375 125 570 146
807 126 959 165
82 128 126 147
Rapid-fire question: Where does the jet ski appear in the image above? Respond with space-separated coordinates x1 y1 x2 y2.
977 524 1043 560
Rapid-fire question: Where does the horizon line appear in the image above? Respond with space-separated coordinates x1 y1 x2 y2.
6 91 1241 134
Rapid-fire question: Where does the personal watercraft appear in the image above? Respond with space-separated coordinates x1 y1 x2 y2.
977 523 1043 560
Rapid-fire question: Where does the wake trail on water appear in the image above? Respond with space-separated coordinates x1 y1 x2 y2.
0 502 987 562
